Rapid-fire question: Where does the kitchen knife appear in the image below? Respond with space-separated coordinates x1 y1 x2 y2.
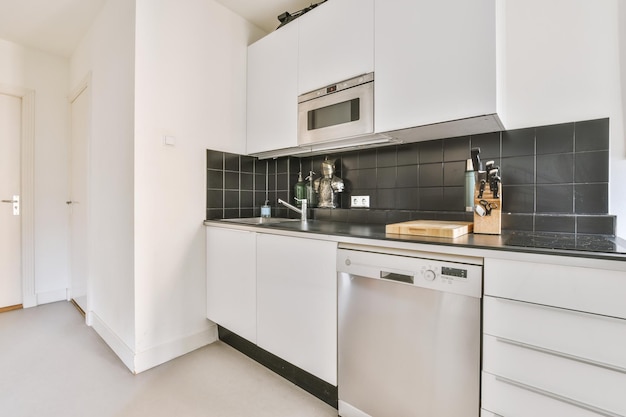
471 148 482 172
478 176 486 199
487 166 501 199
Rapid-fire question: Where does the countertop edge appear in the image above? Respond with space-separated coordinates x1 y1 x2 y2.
203 220 626 265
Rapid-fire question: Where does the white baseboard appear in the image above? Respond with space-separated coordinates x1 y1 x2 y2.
339 400 372 417
90 312 136 372
90 312 218 374
134 323 218 374
35 289 68 306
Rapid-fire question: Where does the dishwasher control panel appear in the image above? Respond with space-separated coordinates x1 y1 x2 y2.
338 248 482 298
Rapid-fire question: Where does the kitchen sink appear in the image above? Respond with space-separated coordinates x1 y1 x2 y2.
218 217 301 225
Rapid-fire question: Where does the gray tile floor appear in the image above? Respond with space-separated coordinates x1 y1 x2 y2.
0 301 337 417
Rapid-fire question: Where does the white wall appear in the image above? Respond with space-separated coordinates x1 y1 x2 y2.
0 39 69 303
496 0 626 236
70 0 137 363
132 0 264 372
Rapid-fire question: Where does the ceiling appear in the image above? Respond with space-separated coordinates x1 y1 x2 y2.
0 0 107 57
0 0 314 58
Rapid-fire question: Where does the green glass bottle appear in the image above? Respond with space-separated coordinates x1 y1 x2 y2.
294 171 307 207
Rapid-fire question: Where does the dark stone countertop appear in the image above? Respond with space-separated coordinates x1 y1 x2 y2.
205 219 626 262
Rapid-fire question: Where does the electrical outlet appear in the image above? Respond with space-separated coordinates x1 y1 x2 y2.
351 195 370 208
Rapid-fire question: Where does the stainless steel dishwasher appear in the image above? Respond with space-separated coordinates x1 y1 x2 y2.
337 245 483 417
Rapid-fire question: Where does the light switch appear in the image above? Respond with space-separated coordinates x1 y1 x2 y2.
163 135 176 146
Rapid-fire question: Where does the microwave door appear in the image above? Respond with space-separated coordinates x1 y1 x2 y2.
298 82 374 146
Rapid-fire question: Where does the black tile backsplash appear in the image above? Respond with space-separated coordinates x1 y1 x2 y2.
396 165 418 188
502 127 535 157
575 151 609 183
502 185 535 213
536 123 574 154
443 136 470 162
224 153 239 171
419 140 443 163
207 117 615 234
537 154 574 184
575 183 609 214
419 163 443 187
443 161 466 187
536 184 574 213
470 131 500 160
575 118 610 152
535 215 576 233
501 155 534 185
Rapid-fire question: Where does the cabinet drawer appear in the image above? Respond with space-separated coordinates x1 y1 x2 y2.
482 371 616 417
483 335 626 416
484 297 626 370
484 258 626 319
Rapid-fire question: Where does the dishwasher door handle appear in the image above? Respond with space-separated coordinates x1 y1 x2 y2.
380 271 414 284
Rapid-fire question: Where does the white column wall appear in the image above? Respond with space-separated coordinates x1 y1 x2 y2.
132 0 264 371
69 0 137 365
496 0 626 235
0 39 69 303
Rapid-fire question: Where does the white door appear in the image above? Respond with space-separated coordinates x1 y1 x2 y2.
68 85 89 314
0 93 22 309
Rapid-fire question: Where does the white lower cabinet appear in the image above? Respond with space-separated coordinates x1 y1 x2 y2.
482 257 626 417
206 226 257 343
256 234 338 385
206 228 338 385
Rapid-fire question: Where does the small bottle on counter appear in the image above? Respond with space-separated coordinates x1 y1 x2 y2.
305 171 317 208
294 172 307 207
261 200 271 218
465 159 475 212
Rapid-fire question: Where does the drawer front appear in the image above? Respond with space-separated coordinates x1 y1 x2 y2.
484 258 626 319
483 335 626 416
482 371 614 417
484 296 626 370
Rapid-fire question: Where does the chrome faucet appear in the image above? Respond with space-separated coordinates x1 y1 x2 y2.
278 198 308 222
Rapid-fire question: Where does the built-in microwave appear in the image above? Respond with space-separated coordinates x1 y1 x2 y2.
298 72 375 146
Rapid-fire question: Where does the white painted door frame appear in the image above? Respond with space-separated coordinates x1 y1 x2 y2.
0 84 35 308
68 74 92 323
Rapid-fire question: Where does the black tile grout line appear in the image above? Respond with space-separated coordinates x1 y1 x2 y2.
573 124 577 232
533 127 538 230
221 153 226 218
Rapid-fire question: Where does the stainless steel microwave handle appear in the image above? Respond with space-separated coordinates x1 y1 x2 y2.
495 375 621 417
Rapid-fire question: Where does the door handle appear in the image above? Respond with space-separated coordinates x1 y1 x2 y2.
1 195 19 215
66 200 79 205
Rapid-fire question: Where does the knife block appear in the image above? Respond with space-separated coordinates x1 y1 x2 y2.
473 184 502 235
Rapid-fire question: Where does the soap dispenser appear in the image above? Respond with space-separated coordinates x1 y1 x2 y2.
305 171 317 208
294 171 307 207
261 200 271 218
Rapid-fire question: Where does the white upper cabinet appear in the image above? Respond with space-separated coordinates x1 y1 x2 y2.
247 0 500 157
374 0 499 134
298 0 374 95
246 21 299 155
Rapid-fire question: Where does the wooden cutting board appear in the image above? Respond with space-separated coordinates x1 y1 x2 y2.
385 220 473 238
